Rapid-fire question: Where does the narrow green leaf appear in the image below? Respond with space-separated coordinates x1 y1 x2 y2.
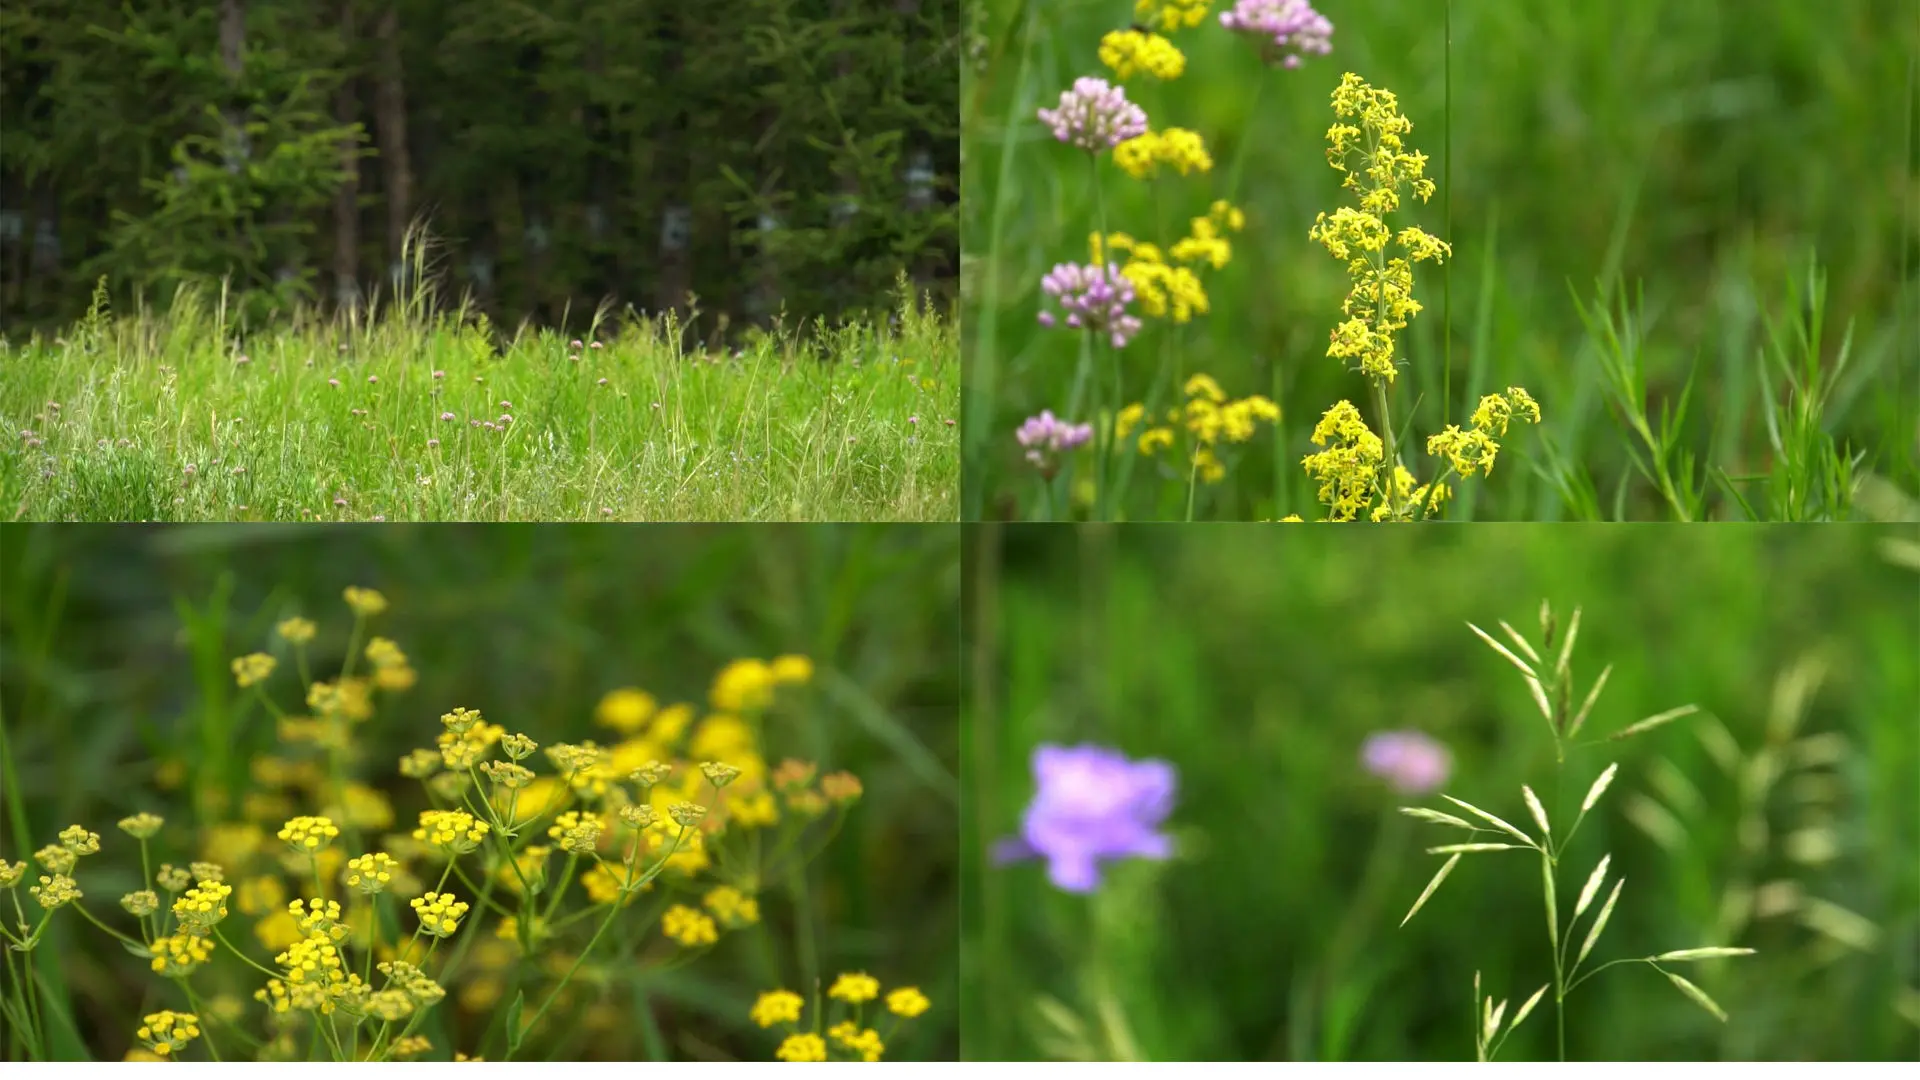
1400 852 1463 927
1399 806 1476 830
1609 703 1701 742
1574 878 1624 971
119 938 154 959
1441 794 1536 847
1427 843 1526 854
1653 947 1756 962
1467 622 1536 677
1553 606 1582 683
1566 663 1613 739
1664 971 1729 1022
505 989 527 1053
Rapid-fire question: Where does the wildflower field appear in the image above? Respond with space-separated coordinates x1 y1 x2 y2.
962 523 1920 1060
961 0 1920 521
0 523 960 1061
1 285 959 523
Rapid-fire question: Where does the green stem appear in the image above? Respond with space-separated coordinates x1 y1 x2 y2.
212 926 285 980
1089 150 1116 521
180 979 222 1062
70 901 145 950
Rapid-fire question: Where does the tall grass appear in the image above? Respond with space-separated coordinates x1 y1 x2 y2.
3 279 958 523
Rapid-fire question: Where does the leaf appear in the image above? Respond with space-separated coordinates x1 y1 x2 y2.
1427 843 1527 854
1441 794 1536 847
1609 703 1701 742
1400 853 1463 927
1574 878 1624 970
1508 984 1550 1034
1553 606 1582 683
1580 763 1620 813
1497 620 1542 665
1652 947 1757 962
1522 785 1552 837
505 989 527 1054
1574 854 1611 920
1566 663 1613 738
1664 971 1729 1022
1468 622 1536 677
118 938 154 959
1399 806 1476 830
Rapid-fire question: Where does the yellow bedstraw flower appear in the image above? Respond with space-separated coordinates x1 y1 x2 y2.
278 816 340 852
1135 0 1211 31
662 904 719 947
136 1011 200 1057
150 932 212 977
29 874 80 909
548 810 605 854
411 891 469 937
346 852 398 893
1113 127 1212 180
775 1033 828 1062
343 586 387 617
828 971 881 1004
829 1021 887 1062
232 652 277 688
595 688 657 733
887 986 932 1018
416 810 490 854
171 880 232 933
1099 29 1186 80
752 989 806 1028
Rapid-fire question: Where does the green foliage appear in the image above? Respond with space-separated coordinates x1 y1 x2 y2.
963 524 1920 1061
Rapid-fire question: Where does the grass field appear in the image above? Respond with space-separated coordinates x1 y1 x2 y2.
0 523 960 1061
962 523 1920 1060
961 0 1920 521
2 285 959 522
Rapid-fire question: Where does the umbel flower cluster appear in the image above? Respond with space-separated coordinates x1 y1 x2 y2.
1291 73 1541 521
1018 0 1327 517
0 586 929 1063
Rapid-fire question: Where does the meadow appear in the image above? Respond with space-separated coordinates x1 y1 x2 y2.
961 0 1920 521
0 523 960 1061
962 523 1920 1060
1 283 959 523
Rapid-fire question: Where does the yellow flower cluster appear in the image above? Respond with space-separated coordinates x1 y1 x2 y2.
277 815 339 852
703 884 761 928
232 652 276 688
29 873 80 909
662 903 719 946
150 932 212 977
364 636 418 691
1117 374 1281 483
1134 0 1211 31
1099 29 1185 81
1427 387 1544 477
135 1011 200 1057
1114 127 1213 180
1092 203 1243 323
411 891 469 937
1308 73 1448 385
709 655 812 713
171 880 231 933
754 975 931 1062
276 617 316 644
416 809 490 853
547 810 605 854
342 585 387 617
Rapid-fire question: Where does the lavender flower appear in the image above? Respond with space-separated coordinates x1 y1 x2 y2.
1361 730 1451 795
1038 77 1149 152
993 744 1176 893
1016 411 1094 474
1038 262 1144 349
1220 0 1334 69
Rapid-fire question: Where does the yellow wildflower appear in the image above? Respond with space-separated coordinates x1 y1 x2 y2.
662 904 719 947
828 971 881 1004
751 989 805 1028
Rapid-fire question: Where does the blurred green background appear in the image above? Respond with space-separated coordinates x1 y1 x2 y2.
961 0 1920 520
0 523 958 1061
962 523 1920 1060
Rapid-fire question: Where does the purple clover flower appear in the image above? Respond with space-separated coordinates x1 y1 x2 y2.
1037 261 1143 350
1037 77 1149 152
1361 730 1451 795
1016 410 1094 472
993 744 1177 893
1220 0 1334 69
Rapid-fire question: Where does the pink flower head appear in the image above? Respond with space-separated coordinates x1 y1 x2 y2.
1361 730 1451 795
1038 262 1143 349
993 744 1177 893
1038 77 1149 152
1016 410 1094 472
1220 0 1334 68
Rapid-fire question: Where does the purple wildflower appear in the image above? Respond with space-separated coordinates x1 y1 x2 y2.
993 744 1177 893
1016 410 1095 474
1038 262 1143 349
1038 77 1149 152
1220 0 1334 68
1361 730 1451 795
